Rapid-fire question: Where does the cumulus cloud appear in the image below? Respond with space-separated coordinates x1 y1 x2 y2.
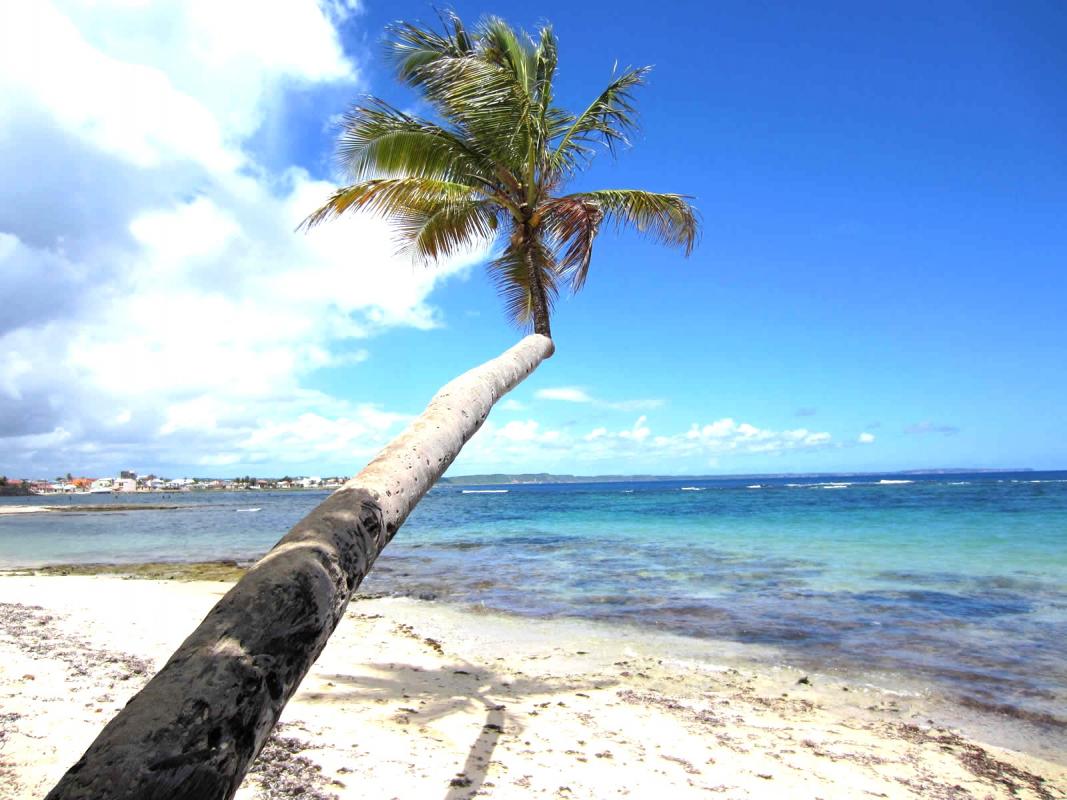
457 414 834 470
682 419 831 455
858 432 876 444
0 0 486 476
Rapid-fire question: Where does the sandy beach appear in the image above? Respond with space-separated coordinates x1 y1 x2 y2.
0 573 1063 800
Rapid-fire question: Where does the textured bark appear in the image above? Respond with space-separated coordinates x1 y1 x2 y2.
46 334 555 800
531 285 552 338
521 222 553 339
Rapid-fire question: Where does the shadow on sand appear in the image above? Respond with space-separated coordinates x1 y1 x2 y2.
306 660 613 799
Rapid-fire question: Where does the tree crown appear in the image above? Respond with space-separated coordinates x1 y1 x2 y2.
303 12 699 334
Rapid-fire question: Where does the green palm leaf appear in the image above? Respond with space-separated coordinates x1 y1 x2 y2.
298 177 480 230
397 200 500 264
336 100 494 184
551 66 650 175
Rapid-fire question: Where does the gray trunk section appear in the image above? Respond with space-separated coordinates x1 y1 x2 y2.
46 334 555 800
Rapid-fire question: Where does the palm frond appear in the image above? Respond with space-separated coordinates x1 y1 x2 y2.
298 177 480 230
387 17 544 182
387 12 474 85
479 16 537 99
395 200 499 264
562 189 699 255
528 26 560 196
538 196 603 292
550 66 650 175
387 17 519 122
533 26 558 121
336 99 494 184
411 54 532 177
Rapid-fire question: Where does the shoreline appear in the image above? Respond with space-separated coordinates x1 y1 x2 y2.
3 561 1066 762
0 503 189 515
2 560 251 582
0 572 1064 798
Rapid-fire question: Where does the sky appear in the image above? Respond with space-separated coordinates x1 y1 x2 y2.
1 0 1065 479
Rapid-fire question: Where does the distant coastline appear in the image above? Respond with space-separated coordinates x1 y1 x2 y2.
438 467 1036 486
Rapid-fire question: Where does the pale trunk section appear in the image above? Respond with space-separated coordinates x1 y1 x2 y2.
46 334 555 800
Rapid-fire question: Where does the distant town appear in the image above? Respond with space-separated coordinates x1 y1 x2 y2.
0 472 347 496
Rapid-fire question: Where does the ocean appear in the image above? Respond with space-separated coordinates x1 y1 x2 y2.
2 470 1065 738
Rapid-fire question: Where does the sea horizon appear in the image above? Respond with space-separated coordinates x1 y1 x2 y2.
437 466 1048 485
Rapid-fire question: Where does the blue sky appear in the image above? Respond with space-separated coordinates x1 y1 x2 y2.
1 1 1064 477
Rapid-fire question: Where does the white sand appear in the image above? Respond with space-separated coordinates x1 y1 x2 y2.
0 575 1063 799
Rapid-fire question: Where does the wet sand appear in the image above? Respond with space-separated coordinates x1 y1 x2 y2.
0 574 1063 799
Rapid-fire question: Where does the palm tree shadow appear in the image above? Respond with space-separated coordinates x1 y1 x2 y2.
442 703 504 800
309 660 613 798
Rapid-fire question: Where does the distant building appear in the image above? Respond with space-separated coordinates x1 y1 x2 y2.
120 470 137 480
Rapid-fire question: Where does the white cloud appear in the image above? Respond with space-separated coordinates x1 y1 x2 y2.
0 0 488 476
534 386 664 411
679 419 831 457
858 432 876 444
495 420 551 443
536 387 593 403
618 415 651 443
498 398 527 412
0 0 356 171
456 414 834 471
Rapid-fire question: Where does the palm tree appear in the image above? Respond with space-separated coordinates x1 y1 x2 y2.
302 12 698 339
47 16 698 799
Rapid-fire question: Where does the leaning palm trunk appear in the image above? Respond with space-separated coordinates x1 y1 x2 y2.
46 334 554 800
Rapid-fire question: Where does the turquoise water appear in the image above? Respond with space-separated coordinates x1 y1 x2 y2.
2 471 1065 730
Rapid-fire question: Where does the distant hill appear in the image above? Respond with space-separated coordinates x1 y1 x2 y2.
438 468 1035 486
